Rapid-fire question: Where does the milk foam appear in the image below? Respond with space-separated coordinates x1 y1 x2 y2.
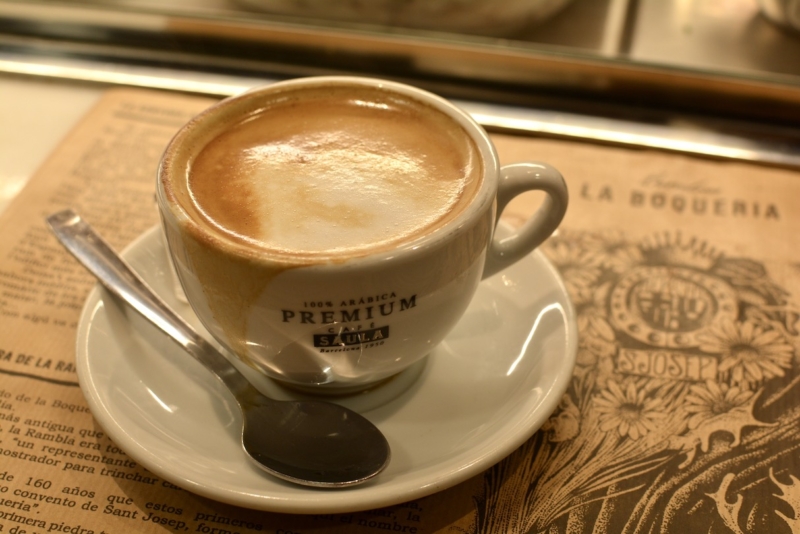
188 87 481 256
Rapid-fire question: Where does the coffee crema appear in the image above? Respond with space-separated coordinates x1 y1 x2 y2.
186 85 482 258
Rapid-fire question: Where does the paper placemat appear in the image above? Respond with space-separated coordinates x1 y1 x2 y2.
0 87 798 533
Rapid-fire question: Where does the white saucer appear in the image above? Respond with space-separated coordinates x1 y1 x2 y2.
75 226 577 514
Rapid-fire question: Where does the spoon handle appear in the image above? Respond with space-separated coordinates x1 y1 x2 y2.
47 209 252 397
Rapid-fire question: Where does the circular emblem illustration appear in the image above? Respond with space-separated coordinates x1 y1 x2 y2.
610 266 738 348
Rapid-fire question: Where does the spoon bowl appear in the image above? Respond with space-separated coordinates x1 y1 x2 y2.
241 391 390 486
47 209 390 487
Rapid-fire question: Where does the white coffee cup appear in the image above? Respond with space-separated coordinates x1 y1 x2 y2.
157 76 568 392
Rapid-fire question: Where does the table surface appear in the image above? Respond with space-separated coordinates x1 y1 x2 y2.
2 72 799 534
0 77 100 214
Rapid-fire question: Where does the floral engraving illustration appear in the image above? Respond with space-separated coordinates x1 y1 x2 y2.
474 230 800 534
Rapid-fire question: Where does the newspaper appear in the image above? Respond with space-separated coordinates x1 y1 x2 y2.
0 87 798 533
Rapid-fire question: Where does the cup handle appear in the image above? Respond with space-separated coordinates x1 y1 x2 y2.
482 162 568 279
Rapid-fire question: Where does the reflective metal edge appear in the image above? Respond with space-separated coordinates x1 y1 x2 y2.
2 52 800 169
4 0 800 113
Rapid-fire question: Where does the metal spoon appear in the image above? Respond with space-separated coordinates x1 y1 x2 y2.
47 209 390 488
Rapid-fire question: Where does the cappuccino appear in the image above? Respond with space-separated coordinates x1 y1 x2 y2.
158 77 568 390
186 85 482 258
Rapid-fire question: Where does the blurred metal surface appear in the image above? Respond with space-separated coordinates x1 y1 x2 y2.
1 0 799 169
757 0 800 32
3 48 800 170
631 0 800 77
1 0 800 123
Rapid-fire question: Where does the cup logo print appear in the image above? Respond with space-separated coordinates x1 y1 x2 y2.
280 292 417 352
474 230 799 534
